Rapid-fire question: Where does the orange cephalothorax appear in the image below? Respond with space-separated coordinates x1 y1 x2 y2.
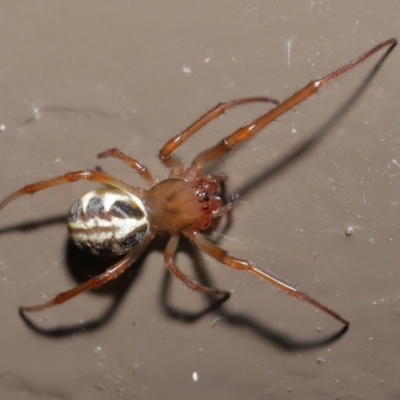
145 178 222 232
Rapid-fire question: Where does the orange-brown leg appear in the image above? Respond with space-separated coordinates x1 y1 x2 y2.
187 38 397 176
158 97 280 175
0 170 145 211
20 233 153 312
183 229 349 326
164 234 230 296
98 148 158 187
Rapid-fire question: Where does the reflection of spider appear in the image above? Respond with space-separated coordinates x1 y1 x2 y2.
1 39 396 327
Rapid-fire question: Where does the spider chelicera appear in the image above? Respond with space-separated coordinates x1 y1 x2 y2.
0 38 396 327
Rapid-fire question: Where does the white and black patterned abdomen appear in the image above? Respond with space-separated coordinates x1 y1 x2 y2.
67 189 149 256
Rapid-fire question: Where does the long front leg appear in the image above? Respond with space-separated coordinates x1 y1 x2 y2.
158 97 280 175
0 170 145 211
187 38 397 176
20 233 153 312
183 229 349 326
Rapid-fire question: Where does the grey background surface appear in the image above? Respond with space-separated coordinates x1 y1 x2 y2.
0 1 399 399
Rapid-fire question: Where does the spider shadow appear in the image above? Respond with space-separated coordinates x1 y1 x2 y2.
18 235 158 338
20 105 112 127
16 221 346 348
163 41 395 348
13 41 396 343
0 211 155 337
0 215 66 235
234 41 397 200
13 200 232 338
8 208 343 347
160 237 348 351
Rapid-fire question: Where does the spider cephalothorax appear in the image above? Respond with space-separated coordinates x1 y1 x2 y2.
145 178 223 231
0 38 396 326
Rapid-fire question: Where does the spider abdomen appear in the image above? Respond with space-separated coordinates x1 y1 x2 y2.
67 189 149 256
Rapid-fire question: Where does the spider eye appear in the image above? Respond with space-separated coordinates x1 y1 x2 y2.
67 189 149 256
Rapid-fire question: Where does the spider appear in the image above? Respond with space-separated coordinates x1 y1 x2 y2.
0 38 396 328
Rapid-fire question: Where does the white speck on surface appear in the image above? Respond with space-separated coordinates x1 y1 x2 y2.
33 107 41 120
286 36 296 66
94 346 102 354
211 317 224 328
192 372 198 382
182 65 191 74
345 226 354 236
382 158 400 177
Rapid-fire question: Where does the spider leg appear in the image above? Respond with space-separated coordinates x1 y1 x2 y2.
183 229 349 326
97 148 158 187
164 234 230 296
187 38 397 176
158 96 280 176
19 232 153 312
0 170 145 211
